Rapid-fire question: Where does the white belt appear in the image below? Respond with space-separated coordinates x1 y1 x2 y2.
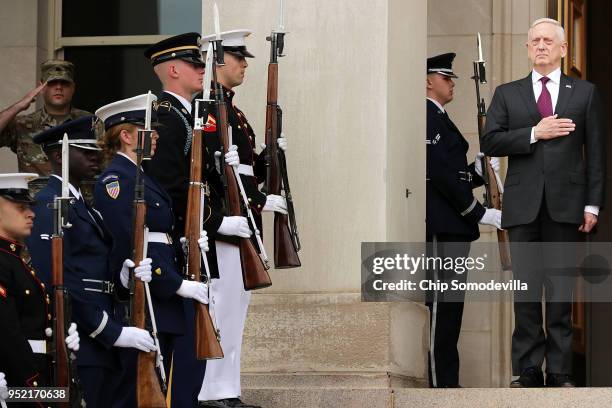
237 164 254 176
28 339 47 354
148 232 172 245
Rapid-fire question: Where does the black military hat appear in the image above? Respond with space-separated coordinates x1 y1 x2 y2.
201 29 255 58
0 173 38 204
427 53 458 78
33 115 100 150
144 32 205 67
95 94 159 131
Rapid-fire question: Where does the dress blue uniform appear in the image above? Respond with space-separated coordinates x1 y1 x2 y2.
425 53 486 388
28 177 123 406
95 153 186 406
27 116 123 408
144 32 207 408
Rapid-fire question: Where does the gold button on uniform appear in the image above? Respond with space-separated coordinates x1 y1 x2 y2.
25 289 30 295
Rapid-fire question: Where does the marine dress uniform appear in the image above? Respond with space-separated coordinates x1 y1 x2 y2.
425 53 488 388
94 94 186 406
144 32 207 408
0 174 50 401
27 117 124 408
196 30 265 407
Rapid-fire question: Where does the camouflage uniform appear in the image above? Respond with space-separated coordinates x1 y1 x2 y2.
0 60 102 199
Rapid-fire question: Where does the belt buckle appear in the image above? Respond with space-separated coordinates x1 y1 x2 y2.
102 281 114 294
459 171 472 182
166 233 173 245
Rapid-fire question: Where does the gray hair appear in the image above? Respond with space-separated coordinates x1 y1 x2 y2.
528 18 566 42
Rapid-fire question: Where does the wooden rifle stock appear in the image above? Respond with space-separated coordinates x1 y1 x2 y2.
51 237 69 407
477 116 512 271
132 203 167 407
185 126 224 359
216 93 272 289
265 62 301 268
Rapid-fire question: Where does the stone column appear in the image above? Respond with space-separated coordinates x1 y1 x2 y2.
204 0 429 405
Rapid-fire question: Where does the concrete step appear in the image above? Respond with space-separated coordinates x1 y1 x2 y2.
242 387 612 408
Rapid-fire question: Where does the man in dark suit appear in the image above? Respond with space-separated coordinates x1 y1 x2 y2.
426 53 502 388
481 18 605 387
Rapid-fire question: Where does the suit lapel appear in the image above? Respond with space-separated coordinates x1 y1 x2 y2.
517 73 542 124
555 74 575 117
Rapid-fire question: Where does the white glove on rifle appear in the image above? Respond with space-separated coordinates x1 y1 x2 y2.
479 208 502 229
0 372 8 401
113 327 156 352
119 258 153 289
198 230 209 252
176 280 209 304
263 194 288 214
475 152 501 177
44 322 80 352
217 216 252 238
260 132 288 152
224 144 239 166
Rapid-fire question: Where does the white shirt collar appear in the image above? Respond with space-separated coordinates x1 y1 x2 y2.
165 91 193 115
51 174 82 200
532 67 562 84
426 97 445 113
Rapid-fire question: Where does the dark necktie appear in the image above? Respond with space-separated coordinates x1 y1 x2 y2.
537 76 553 118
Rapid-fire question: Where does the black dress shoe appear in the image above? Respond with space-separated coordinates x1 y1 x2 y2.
509 367 544 388
222 398 262 408
199 401 232 408
546 374 575 387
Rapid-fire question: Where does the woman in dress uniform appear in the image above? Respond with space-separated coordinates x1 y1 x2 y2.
94 94 210 405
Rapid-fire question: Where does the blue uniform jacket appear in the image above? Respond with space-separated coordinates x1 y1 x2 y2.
94 154 185 335
426 99 486 241
27 176 122 369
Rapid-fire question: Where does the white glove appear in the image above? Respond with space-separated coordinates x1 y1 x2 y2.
176 280 209 304
260 133 288 152
263 194 288 214
114 327 156 352
475 152 501 177
44 322 80 351
65 323 80 351
479 208 502 229
198 230 209 252
278 132 288 151
217 216 252 238
0 372 9 401
224 144 239 166
120 258 153 288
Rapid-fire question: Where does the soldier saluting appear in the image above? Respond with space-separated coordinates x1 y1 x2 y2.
0 173 80 399
0 60 100 193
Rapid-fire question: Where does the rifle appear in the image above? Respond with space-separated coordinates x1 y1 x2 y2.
212 3 272 290
185 44 224 360
263 0 301 269
49 134 84 407
130 92 167 407
472 33 511 271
